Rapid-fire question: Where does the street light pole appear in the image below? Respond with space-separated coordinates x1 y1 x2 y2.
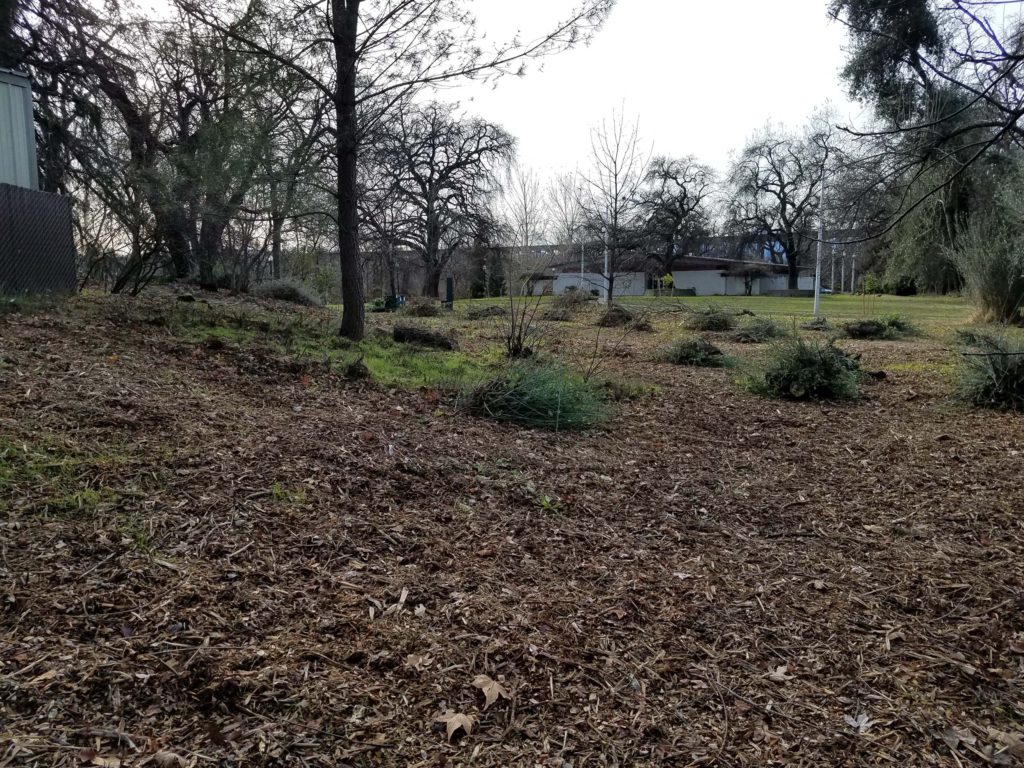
813 174 826 318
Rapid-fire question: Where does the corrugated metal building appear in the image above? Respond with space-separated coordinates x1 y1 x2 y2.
0 68 76 296
0 69 38 190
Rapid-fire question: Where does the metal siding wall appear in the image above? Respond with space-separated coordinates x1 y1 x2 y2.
0 71 38 190
0 82 14 187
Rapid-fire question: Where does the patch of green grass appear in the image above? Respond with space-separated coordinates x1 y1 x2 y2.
116 515 155 552
0 437 127 515
357 341 489 389
887 360 956 376
271 483 308 504
0 294 69 318
164 302 491 390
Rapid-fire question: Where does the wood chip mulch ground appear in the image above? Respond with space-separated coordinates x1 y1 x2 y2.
1 294 1022 767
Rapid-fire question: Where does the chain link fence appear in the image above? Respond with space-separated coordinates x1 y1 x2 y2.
0 183 76 295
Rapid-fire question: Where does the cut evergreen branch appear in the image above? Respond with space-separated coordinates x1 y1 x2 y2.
658 338 729 367
956 330 1024 411
462 362 609 430
746 337 861 400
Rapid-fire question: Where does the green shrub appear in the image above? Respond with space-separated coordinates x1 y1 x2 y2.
684 306 735 332
949 209 1024 322
596 304 633 327
542 307 573 322
842 315 918 340
731 317 787 343
252 278 324 307
308 268 341 303
551 290 592 312
658 338 728 367
462 362 609 430
402 298 440 317
628 312 654 332
956 330 1024 410
747 338 861 400
801 316 831 332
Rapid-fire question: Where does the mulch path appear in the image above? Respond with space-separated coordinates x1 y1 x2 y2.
1 294 1022 767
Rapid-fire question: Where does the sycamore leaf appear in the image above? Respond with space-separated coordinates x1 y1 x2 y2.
941 726 976 749
767 664 794 683
435 710 474 741
404 653 433 672
988 728 1024 758
152 752 186 768
472 674 510 710
844 712 875 733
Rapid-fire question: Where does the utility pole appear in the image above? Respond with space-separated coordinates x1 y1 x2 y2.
580 241 585 292
813 175 826 317
601 227 610 305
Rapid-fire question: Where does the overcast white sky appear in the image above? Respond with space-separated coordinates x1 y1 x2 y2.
445 0 866 176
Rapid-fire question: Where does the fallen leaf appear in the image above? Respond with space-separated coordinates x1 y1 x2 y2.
152 751 186 767
844 712 875 733
435 710 475 741
473 674 510 709
91 757 121 768
28 669 57 685
767 664 794 683
405 653 433 671
941 726 976 750
989 728 1024 758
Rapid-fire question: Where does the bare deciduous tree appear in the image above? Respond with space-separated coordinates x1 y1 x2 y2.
581 109 648 302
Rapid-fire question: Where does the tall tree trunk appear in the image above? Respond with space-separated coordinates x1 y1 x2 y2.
157 210 192 279
787 251 798 290
422 265 443 298
387 241 397 296
197 218 225 286
270 212 283 279
334 0 365 340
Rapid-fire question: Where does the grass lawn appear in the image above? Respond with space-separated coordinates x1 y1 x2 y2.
459 292 974 332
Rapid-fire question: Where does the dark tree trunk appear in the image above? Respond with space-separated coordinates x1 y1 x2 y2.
270 212 283 279
334 0 365 340
422 265 442 297
197 218 225 286
787 255 799 290
157 210 192 278
387 243 397 296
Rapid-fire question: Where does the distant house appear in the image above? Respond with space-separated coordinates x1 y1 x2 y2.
671 257 814 296
550 271 647 297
